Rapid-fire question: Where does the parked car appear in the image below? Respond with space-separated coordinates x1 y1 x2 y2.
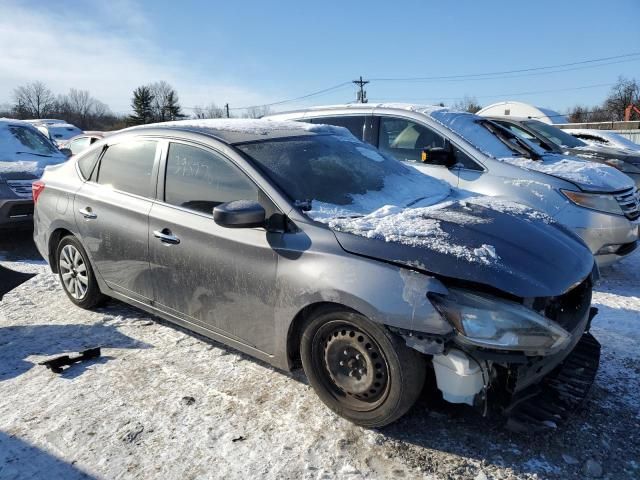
481 116 640 188
0 118 68 229
34 119 600 430
66 132 109 156
563 128 640 153
267 105 640 266
31 122 83 148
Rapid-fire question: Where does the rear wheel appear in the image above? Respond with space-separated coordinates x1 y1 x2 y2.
56 236 105 309
300 308 425 428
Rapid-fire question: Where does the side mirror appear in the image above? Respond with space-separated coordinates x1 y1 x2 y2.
60 148 72 158
421 147 455 167
213 200 266 229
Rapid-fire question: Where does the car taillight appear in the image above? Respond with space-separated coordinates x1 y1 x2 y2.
32 181 45 203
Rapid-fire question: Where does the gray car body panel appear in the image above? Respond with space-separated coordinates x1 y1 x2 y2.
267 105 639 266
34 125 593 372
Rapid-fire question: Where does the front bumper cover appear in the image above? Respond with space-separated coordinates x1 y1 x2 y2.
504 331 601 432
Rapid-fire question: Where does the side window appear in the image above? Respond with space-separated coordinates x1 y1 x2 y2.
311 116 366 140
164 143 259 215
378 117 444 162
70 137 90 155
452 147 483 171
77 147 103 180
97 140 157 197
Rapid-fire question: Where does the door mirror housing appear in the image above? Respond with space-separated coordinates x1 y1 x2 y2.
421 146 455 167
60 147 73 158
213 200 266 229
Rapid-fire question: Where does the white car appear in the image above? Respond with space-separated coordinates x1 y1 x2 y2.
28 121 83 148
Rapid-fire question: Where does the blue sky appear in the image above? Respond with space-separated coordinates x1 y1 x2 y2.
1 0 639 116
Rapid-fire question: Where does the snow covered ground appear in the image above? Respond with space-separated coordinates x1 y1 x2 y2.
0 244 639 479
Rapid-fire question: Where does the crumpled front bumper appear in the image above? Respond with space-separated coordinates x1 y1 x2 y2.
504 331 601 432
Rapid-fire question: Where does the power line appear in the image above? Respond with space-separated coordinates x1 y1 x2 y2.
370 52 640 82
228 81 353 111
369 82 615 104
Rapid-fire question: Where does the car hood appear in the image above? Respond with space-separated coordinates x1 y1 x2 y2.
0 156 67 180
331 199 594 299
569 145 640 165
501 153 634 193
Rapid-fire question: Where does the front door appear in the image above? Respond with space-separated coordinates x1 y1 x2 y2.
148 141 279 354
73 139 159 301
375 116 462 186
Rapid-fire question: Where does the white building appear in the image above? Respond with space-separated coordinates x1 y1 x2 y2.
476 101 567 124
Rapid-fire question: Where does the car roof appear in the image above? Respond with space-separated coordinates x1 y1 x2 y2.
121 118 350 145
270 103 450 117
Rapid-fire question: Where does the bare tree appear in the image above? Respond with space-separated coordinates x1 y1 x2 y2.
12 81 56 118
193 102 225 119
604 76 640 121
148 81 183 121
243 105 272 119
452 95 482 113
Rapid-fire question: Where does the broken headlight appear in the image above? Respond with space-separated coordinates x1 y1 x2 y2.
429 288 570 355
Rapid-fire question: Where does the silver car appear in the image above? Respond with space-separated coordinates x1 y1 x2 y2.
34 119 600 430
267 105 640 266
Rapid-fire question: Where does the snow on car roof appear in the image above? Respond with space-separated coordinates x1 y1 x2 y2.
125 118 355 144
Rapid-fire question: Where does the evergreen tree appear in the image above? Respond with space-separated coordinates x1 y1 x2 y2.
165 90 184 121
129 86 154 125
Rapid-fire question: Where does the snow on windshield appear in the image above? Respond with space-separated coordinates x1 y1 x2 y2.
0 121 66 175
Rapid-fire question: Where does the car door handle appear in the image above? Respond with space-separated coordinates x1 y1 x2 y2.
153 229 180 245
78 207 97 219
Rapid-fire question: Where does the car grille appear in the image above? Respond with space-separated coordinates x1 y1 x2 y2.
8 203 34 218
6 180 34 199
615 187 640 221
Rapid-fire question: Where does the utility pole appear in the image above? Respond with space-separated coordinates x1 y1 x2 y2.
225 103 230 118
353 76 369 103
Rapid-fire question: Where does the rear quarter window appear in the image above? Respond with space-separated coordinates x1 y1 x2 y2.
77 146 104 180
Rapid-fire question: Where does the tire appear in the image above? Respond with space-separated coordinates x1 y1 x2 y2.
56 235 106 309
300 308 426 428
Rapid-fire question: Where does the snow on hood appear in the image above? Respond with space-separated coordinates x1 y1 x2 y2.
566 129 640 153
411 109 634 192
318 195 557 266
501 154 634 192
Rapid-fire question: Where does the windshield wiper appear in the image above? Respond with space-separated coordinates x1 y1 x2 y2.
478 120 540 160
16 151 53 158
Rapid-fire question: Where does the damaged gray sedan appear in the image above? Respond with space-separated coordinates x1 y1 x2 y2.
33 119 600 429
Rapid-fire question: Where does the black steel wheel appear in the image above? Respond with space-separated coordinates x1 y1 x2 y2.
301 307 425 427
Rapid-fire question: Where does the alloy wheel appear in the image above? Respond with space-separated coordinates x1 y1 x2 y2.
59 244 89 300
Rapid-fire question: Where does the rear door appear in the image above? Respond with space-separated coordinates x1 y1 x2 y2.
73 138 160 302
308 115 370 141
147 140 279 354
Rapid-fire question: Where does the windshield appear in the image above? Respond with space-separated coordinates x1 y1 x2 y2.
524 121 585 148
8 126 59 156
429 110 534 159
47 125 83 140
237 134 450 217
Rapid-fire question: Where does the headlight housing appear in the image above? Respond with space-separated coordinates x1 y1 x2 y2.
560 189 623 216
429 288 570 355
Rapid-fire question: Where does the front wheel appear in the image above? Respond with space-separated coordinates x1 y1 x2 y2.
56 236 105 309
300 308 425 428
